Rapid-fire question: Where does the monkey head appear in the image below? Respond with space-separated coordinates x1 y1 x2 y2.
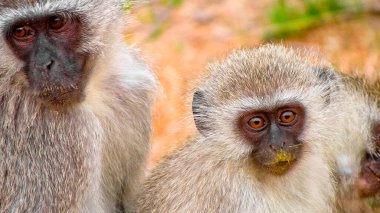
0 0 123 108
192 45 338 176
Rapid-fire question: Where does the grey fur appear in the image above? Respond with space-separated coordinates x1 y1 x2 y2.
0 0 156 212
135 44 378 213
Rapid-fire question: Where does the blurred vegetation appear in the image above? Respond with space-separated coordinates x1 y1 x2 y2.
123 0 134 11
124 0 183 40
265 0 364 40
124 0 373 41
160 0 183 7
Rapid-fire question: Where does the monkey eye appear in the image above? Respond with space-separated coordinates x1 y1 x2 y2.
12 25 35 41
248 116 267 131
48 15 66 30
366 151 380 161
278 111 297 125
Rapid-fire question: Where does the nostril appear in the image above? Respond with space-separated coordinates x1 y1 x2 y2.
46 60 54 70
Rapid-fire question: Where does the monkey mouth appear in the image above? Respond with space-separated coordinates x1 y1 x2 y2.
37 85 83 107
274 160 293 167
264 150 298 175
266 159 297 175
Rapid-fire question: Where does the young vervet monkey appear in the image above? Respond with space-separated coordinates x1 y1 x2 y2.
0 0 156 212
135 44 368 212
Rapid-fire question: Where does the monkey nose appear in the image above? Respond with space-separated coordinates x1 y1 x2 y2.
269 142 288 151
39 60 54 71
34 59 54 71
45 60 54 70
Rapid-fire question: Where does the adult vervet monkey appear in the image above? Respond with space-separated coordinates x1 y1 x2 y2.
0 0 156 212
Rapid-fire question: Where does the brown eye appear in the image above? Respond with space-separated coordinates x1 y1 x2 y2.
248 116 267 131
279 111 297 125
49 15 66 30
12 25 34 40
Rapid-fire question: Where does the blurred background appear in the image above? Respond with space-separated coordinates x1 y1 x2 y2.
124 0 380 168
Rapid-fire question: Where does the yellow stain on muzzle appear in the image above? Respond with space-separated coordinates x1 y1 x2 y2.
268 150 295 175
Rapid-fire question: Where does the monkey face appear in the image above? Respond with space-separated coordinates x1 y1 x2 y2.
357 123 380 197
192 46 338 177
356 156 380 197
4 12 88 108
238 104 305 175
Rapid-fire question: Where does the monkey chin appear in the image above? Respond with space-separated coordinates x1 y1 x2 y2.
262 150 298 175
37 87 84 110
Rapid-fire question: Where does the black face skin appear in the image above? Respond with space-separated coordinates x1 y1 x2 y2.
239 104 305 175
5 14 88 108
357 123 380 197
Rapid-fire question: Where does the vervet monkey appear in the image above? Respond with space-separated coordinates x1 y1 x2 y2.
136 44 353 212
355 81 380 199
333 78 380 212
0 0 156 212
336 80 380 212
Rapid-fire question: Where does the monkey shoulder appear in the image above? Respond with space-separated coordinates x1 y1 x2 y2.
85 43 157 126
109 44 157 95
137 134 337 212
136 136 250 212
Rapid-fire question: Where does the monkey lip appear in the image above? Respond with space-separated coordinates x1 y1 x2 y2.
37 86 83 107
265 159 297 175
274 160 294 167
262 150 298 175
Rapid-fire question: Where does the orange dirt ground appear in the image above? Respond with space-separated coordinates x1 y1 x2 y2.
125 0 380 168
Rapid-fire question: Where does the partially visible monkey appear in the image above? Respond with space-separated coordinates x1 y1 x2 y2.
355 81 380 199
336 80 380 212
329 77 380 212
0 0 156 212
135 44 363 212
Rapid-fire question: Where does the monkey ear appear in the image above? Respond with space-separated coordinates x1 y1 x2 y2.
192 90 209 135
313 66 339 105
314 67 337 83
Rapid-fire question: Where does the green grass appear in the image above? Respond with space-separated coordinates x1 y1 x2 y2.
123 0 183 41
123 0 134 11
265 0 364 40
148 22 167 40
160 0 183 7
